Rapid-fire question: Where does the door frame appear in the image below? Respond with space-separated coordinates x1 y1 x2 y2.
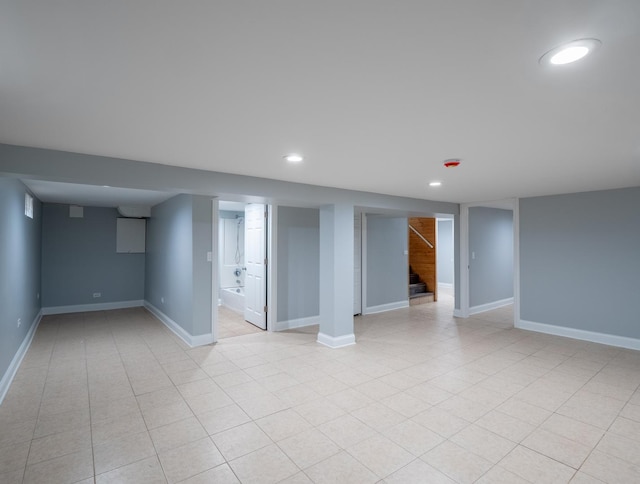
458 198 520 327
211 200 276 341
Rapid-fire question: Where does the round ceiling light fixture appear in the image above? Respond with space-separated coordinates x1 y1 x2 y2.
284 153 303 163
443 158 461 168
539 38 601 66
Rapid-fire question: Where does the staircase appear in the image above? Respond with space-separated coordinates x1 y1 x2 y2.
409 266 434 305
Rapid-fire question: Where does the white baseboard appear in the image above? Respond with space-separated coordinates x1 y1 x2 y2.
144 301 213 348
438 282 454 289
517 319 640 351
42 300 144 315
363 300 409 315
453 309 465 318
0 310 42 405
469 297 513 315
317 332 356 349
273 315 319 332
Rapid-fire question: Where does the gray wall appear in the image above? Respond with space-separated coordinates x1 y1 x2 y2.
277 206 320 322
437 219 454 285
145 194 212 337
520 187 640 338
41 204 145 307
469 207 513 307
0 178 41 385
366 216 408 307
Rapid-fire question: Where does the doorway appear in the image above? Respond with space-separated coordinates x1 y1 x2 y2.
216 201 268 338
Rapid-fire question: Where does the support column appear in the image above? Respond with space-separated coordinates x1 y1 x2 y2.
318 203 355 348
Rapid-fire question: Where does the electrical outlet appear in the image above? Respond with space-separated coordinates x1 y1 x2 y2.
17 318 21 328
93 292 101 298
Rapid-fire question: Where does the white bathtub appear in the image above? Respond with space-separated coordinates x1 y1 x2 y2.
220 287 244 315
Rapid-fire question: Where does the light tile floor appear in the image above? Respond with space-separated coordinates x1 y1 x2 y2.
218 306 263 339
1 293 639 483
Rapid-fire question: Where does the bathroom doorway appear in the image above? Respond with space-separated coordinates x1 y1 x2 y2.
217 201 268 337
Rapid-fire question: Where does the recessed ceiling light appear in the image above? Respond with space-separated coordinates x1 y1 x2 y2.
539 38 601 66
429 181 442 187
284 153 303 163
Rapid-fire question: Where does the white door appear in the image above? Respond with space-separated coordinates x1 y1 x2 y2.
354 212 362 315
244 204 267 329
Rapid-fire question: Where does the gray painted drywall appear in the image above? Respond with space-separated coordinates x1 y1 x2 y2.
0 143 458 216
437 219 454 285
145 194 194 333
469 207 513 307
366 216 408 307
520 187 640 338
191 196 213 336
277 206 320 322
145 194 212 337
454 214 461 310
0 178 41 385
41 204 145 307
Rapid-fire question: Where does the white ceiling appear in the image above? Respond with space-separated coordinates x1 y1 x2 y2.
2 1 639 204
23 180 174 208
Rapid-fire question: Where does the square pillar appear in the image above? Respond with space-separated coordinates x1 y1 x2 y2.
318 203 355 348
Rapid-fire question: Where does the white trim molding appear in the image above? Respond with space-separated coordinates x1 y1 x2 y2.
273 315 319 332
469 297 514 315
363 300 409 315
42 300 144 315
0 310 42 405
144 302 214 347
317 332 356 349
517 319 640 351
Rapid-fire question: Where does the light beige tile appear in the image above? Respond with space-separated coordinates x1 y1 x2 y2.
136 386 184 411
608 416 640 442
92 410 146 445
0 468 25 484
278 471 313 484
557 390 624 429
326 388 374 412
539 413 604 448
256 409 312 442
0 418 36 447
500 445 576 483
382 391 430 418
91 394 140 421
497 398 552 426
406 382 454 405
383 459 456 484
347 434 414 478
278 428 340 469
149 416 208 453
382 419 443 456
474 409 535 442
158 437 225 484
27 427 91 465
351 402 406 431
228 444 298 484
304 451 377 484
141 400 194 429
96 455 166 484
183 389 234 415
450 424 516 463
595 432 640 465
179 463 240 484
436 395 491 422
0 441 30 474
620 402 640 423
22 449 93 484
411 407 469 438
569 471 606 483
422 440 492 484
34 408 89 439
235 393 289 419
93 430 156 475
211 421 272 461
475 465 531 484
522 428 592 469
580 450 640 483
293 398 346 426
198 403 251 435
277 383 321 406
317 414 376 448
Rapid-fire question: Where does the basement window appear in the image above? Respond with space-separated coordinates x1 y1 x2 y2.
25 193 33 219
